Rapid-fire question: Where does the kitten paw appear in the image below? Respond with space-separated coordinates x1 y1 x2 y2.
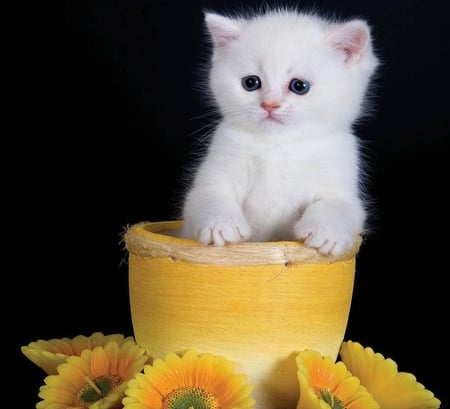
197 219 252 246
294 219 356 256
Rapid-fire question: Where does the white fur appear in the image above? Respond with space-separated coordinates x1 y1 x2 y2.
181 9 378 256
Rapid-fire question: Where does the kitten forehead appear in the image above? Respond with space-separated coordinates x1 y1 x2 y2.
241 11 330 36
215 12 336 79
206 9 376 78
208 11 343 64
207 10 333 45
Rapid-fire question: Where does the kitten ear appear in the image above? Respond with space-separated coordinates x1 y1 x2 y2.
204 12 240 48
327 20 371 63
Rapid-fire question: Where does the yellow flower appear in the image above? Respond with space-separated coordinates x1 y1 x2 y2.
21 332 135 374
36 340 148 409
296 349 380 409
122 349 255 409
339 341 441 409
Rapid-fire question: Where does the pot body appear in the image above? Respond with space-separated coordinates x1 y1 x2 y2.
126 221 358 409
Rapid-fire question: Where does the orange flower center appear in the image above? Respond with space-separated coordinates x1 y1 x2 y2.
161 386 220 409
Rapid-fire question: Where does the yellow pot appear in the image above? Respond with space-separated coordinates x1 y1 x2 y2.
125 221 360 409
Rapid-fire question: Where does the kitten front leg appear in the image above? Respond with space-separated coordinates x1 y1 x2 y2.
182 196 253 246
293 198 364 256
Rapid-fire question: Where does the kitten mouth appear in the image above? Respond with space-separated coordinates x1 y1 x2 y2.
264 113 284 124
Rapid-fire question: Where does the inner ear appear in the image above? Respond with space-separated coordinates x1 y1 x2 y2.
327 20 370 63
204 12 240 48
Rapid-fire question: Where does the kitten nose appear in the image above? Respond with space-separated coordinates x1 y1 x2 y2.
261 101 280 112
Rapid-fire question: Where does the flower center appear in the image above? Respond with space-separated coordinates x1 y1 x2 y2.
318 388 345 409
77 375 121 408
161 386 220 409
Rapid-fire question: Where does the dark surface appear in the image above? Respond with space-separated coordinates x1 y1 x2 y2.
15 0 448 406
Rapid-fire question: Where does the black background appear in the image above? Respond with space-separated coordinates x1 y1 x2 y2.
15 0 448 407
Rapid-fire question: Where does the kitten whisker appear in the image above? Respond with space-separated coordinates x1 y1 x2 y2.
189 109 221 121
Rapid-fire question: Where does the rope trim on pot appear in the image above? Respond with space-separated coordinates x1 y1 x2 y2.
124 221 362 266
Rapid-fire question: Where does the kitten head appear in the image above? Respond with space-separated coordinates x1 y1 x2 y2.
203 9 379 134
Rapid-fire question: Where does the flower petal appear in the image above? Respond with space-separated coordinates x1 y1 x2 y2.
296 349 380 409
123 350 255 409
340 341 441 409
21 332 138 375
34 338 148 409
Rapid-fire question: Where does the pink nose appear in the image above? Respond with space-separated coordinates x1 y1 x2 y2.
261 101 280 112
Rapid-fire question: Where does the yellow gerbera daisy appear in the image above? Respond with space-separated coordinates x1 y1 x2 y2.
36 340 148 409
296 349 380 409
122 349 255 409
21 332 135 374
339 341 441 409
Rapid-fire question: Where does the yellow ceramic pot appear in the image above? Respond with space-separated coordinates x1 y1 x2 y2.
125 221 360 409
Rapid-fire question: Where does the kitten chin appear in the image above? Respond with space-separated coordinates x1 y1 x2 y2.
180 7 379 257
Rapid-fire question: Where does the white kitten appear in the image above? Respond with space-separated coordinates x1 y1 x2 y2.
181 8 379 256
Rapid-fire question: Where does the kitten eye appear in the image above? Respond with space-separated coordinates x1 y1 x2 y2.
242 75 261 91
289 78 310 95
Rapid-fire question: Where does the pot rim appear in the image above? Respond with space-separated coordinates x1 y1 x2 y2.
124 220 362 266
